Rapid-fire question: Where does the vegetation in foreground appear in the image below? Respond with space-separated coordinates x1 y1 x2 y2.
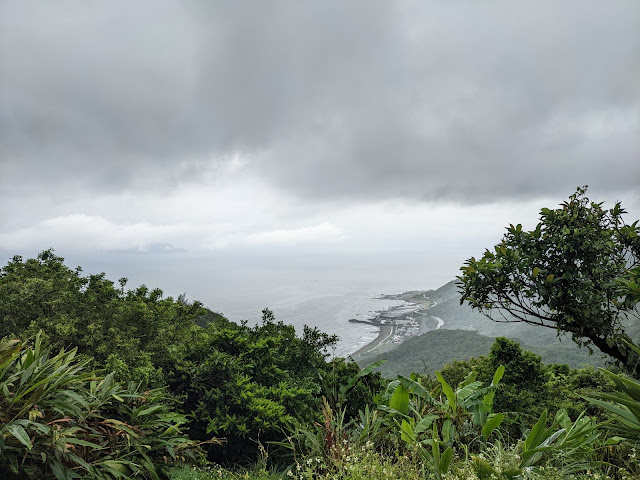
1 187 639 479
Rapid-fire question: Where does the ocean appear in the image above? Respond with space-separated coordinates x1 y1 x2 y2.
176 252 451 357
204 279 409 357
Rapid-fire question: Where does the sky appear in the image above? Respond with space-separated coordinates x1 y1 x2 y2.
1 0 639 312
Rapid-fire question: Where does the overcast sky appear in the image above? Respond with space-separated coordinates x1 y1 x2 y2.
1 1 639 302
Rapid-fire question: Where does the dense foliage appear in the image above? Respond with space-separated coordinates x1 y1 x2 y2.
458 187 640 373
359 328 605 379
0 249 205 386
275 348 639 480
0 335 199 479
0 250 382 468
167 309 380 463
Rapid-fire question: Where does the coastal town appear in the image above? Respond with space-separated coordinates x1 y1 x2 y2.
348 290 443 357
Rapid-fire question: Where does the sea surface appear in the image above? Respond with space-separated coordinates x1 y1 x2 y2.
180 254 444 357
205 280 409 357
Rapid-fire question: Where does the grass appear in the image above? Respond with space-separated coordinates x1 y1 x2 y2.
169 465 283 480
168 443 638 480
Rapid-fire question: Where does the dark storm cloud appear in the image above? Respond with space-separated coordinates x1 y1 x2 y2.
1 0 638 202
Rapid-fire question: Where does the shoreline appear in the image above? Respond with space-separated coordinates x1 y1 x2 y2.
347 289 436 359
350 324 393 357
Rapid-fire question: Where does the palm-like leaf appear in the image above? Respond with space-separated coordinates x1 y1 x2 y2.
584 367 640 441
1 333 201 479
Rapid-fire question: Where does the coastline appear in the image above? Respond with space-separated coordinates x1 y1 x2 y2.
347 289 437 360
350 324 393 357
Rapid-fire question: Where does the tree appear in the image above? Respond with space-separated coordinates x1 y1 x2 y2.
167 307 343 465
458 187 640 373
475 337 548 416
0 249 206 385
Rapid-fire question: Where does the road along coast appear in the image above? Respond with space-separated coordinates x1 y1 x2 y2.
350 324 393 357
347 290 442 359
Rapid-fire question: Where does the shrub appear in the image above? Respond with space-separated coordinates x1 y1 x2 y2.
0 334 201 479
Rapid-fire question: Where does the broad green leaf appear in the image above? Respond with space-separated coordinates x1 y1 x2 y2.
6 423 32 449
49 458 71 480
340 359 387 395
472 456 496 480
397 374 430 399
99 460 132 475
482 413 504 440
442 417 453 444
584 397 639 428
491 365 505 386
554 408 571 430
456 381 482 401
400 419 415 443
436 371 455 411
523 410 548 452
137 404 165 416
414 414 437 434
67 452 94 472
458 370 477 389
389 384 410 416
439 446 453 474
65 438 105 449
598 368 640 401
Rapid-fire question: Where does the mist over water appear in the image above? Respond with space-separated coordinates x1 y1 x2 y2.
144 251 448 357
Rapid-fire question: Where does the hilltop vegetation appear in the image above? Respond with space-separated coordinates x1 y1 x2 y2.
0 250 383 477
1 250 639 480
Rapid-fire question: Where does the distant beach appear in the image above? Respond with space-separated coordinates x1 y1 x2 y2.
346 290 441 360
350 324 393 357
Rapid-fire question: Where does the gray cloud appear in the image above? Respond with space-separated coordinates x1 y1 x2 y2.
1 0 638 203
107 242 187 255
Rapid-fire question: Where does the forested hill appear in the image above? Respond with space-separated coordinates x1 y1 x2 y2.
422 280 580 346
358 329 607 378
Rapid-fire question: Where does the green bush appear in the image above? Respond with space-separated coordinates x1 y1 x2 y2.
0 334 200 479
168 309 348 465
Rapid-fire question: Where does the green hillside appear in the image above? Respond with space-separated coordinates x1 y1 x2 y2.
418 281 575 346
355 328 608 378
427 281 640 346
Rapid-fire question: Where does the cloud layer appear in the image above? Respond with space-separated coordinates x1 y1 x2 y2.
1 0 639 287
2 0 638 206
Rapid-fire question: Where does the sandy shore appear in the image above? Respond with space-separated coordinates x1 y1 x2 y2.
348 290 435 359
350 324 393 357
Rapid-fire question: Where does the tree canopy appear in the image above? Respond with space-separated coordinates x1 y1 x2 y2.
458 187 640 374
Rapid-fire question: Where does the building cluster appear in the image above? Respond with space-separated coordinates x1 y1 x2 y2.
391 316 420 343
